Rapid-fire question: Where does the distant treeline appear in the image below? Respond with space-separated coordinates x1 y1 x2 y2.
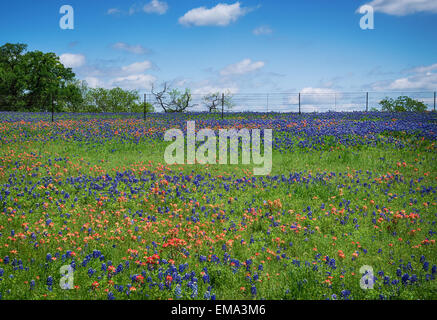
0 43 153 113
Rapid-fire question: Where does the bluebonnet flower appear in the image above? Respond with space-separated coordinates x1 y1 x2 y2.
88 268 95 277
202 274 210 284
204 291 211 300
47 276 53 291
175 264 184 275
423 261 429 272
341 290 351 299
410 274 417 283
251 285 257 296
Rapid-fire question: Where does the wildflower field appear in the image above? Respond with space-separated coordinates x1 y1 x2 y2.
0 111 436 300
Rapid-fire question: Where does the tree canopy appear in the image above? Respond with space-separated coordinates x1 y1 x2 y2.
0 43 151 113
379 96 428 112
0 43 76 111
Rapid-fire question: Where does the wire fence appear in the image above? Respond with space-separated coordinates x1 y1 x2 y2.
145 91 437 114
1 91 436 122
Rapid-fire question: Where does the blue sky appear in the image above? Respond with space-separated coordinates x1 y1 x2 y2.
1 0 437 97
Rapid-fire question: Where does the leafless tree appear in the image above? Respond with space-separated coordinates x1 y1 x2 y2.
151 82 195 112
151 82 171 112
203 91 234 113
203 92 221 112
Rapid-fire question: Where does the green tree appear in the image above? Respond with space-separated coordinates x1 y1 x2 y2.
22 51 75 111
131 101 154 113
0 43 76 111
0 43 28 109
107 87 140 113
86 87 109 112
379 96 428 112
82 86 142 113
59 79 84 112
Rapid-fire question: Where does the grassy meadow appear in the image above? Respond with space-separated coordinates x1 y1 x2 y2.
0 111 436 300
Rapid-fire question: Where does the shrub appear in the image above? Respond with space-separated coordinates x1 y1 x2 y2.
379 96 427 112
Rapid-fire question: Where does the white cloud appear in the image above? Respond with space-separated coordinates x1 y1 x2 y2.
129 0 168 15
220 59 265 76
374 74 437 90
179 2 250 27
121 61 152 74
359 0 437 16
288 87 339 104
253 25 273 35
287 88 350 112
143 0 168 15
192 85 239 95
75 58 156 90
112 42 150 55
84 76 104 88
59 53 86 68
371 62 437 90
107 8 121 15
180 82 240 112
111 74 156 90
408 63 437 74
299 87 337 95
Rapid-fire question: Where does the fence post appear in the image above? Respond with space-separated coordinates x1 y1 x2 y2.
266 93 269 113
366 92 369 112
143 93 147 121
334 93 336 110
51 93 54 122
298 93 301 115
434 91 436 111
221 93 224 120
